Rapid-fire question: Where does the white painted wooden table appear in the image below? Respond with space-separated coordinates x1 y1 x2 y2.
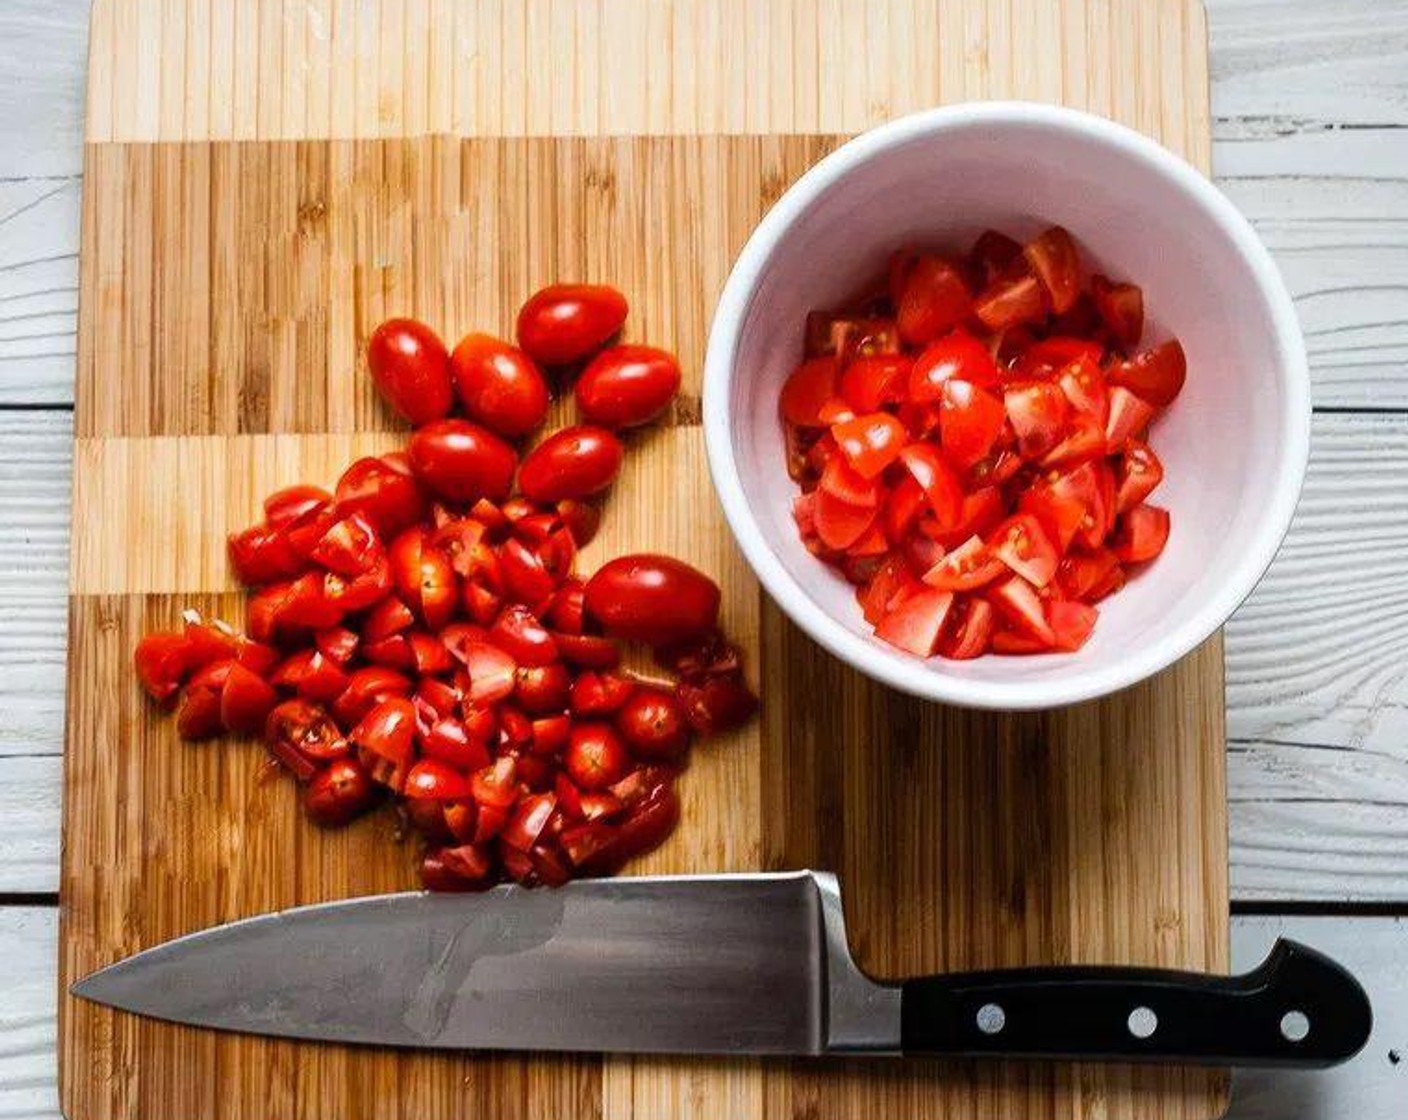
1 1 1404 1116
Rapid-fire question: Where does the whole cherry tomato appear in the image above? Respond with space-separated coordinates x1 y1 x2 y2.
574 345 681 428
614 688 691 762
304 757 380 827
513 662 572 714
366 318 454 425
516 284 628 366
583 554 721 646
564 722 631 790
449 333 551 438
408 419 518 503
517 425 623 503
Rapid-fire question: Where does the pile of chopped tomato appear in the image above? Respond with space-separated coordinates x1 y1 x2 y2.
134 287 757 891
780 226 1180 659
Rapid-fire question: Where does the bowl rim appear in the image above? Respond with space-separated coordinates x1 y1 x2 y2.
702 100 1311 711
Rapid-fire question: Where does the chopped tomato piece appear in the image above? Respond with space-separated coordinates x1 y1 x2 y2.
1008 336 1104 382
920 536 1004 591
1111 504 1171 563
939 380 1007 467
1019 483 1085 554
1116 440 1165 514
1040 412 1106 469
1056 355 1109 423
936 597 996 660
814 488 878 551
1022 227 1081 314
819 455 882 508
909 330 1000 398
988 576 1056 646
1048 600 1099 651
839 354 909 412
1105 386 1157 448
969 230 1023 286
1091 274 1144 346
874 588 954 657
1107 339 1186 406
898 443 964 528
832 412 909 479
988 514 1059 588
1056 548 1121 601
1004 381 1071 460
780 357 839 427
895 255 972 345
974 274 1047 331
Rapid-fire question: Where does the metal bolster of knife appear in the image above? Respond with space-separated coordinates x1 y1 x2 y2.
895 937 1373 1066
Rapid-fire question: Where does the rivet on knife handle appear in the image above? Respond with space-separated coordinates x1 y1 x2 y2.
898 939 1372 1066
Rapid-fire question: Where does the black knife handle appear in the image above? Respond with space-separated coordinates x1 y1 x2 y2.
900 939 1370 1066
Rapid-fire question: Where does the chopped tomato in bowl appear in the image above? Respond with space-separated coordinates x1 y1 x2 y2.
779 224 1179 663
703 103 1310 710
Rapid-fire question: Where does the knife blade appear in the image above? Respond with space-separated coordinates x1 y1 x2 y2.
72 871 1370 1066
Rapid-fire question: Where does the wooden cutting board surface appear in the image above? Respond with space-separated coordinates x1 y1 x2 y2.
60 1 1227 1118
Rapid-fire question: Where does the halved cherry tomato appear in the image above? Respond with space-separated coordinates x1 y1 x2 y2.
228 523 304 585
518 426 624 503
265 485 331 528
575 345 682 428
367 318 454 425
516 284 628 366
1111 504 1171 563
449 333 550 438
490 604 559 666
389 527 457 631
408 420 518 504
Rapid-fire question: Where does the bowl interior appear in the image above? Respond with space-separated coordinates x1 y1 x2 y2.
718 110 1304 703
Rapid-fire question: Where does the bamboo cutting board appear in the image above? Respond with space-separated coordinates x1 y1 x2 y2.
60 1 1228 1118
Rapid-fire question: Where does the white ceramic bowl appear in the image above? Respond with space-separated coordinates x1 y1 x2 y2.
703 102 1310 711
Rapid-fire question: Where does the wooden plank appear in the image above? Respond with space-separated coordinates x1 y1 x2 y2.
0 0 89 178
0 412 70 758
7 909 1404 1120
0 757 60 893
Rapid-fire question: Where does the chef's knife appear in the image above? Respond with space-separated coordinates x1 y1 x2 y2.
72 871 1370 1066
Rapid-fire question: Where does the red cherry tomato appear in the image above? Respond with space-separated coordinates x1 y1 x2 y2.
575 345 682 428
350 697 417 792
988 514 1059 588
779 357 839 427
615 688 691 762
583 555 721 647
304 757 379 827
367 318 454 424
517 426 624 503
134 632 195 703
264 698 349 781
1111 504 1171 563
408 419 518 504
516 284 628 366
564 722 631 790
674 672 759 734
938 380 1006 467
512 662 572 714
449 333 550 438
1091 274 1144 346
974 274 1047 331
